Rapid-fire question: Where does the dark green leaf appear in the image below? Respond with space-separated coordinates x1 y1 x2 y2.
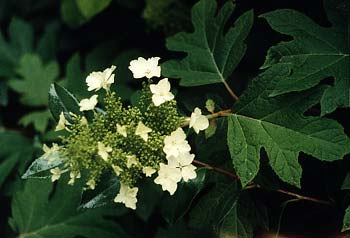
48 83 82 122
0 131 34 187
261 3 349 115
22 152 64 179
79 177 121 209
162 0 253 86
135 178 163 221
10 177 130 238
189 173 256 238
342 173 350 190
227 64 350 187
160 168 206 224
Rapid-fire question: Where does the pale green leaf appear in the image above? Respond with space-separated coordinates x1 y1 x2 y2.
61 0 88 28
227 64 350 187
10 177 130 238
19 110 52 133
261 2 349 115
343 206 350 232
9 54 59 106
162 0 253 86
76 0 112 19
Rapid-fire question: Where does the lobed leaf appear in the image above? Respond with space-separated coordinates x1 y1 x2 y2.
227 64 350 187
162 0 253 87
260 1 349 115
9 177 130 238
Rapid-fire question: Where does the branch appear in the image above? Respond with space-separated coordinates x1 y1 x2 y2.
222 80 239 101
192 160 334 206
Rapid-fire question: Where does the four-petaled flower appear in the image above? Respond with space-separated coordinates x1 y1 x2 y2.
68 170 81 185
142 166 156 177
79 95 98 111
167 152 197 182
154 163 182 195
189 107 209 134
117 124 127 137
97 142 112 161
50 167 62 182
126 155 138 168
163 128 191 158
135 121 152 141
128 57 161 79
55 112 71 131
114 183 139 209
42 143 60 163
86 65 116 91
86 179 96 190
150 78 174 106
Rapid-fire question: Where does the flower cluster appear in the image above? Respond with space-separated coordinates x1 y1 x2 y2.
45 57 209 210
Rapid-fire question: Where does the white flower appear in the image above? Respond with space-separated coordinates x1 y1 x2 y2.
55 112 71 131
42 143 60 164
50 167 62 182
114 183 138 210
86 179 96 190
142 166 156 177
135 121 152 141
79 95 98 111
167 152 197 182
154 163 182 195
86 65 116 91
128 57 161 79
126 155 138 168
150 78 174 106
80 116 88 125
167 152 194 168
117 124 127 137
189 107 209 134
68 170 81 185
98 142 112 161
112 165 123 176
180 164 197 182
163 128 191 158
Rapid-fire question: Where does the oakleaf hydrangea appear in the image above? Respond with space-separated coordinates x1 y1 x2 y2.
45 57 210 209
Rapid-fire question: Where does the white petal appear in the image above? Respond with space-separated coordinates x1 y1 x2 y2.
181 164 197 182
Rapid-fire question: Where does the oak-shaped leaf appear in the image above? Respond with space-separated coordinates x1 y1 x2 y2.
227 64 350 187
162 0 253 87
9 177 130 238
9 54 59 107
261 0 349 115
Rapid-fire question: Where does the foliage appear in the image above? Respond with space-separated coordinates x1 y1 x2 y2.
162 0 253 87
227 64 350 187
0 0 349 237
260 0 349 115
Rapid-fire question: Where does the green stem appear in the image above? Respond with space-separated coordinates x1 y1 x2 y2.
181 109 232 127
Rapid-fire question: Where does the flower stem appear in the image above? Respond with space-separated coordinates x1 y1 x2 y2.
181 109 232 127
192 160 334 206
